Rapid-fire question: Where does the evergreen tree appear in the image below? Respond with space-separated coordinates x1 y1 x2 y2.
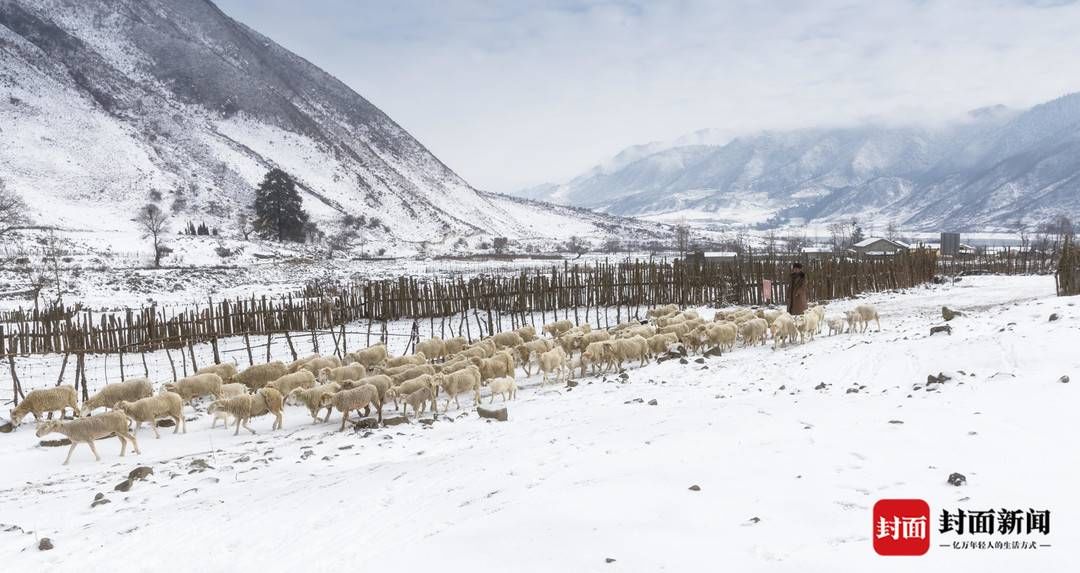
851 220 865 245
253 169 309 242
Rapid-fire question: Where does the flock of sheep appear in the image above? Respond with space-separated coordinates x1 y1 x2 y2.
7 300 881 465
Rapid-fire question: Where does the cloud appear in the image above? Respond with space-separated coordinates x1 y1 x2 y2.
215 0 1080 192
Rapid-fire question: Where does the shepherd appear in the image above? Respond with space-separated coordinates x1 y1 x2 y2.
787 262 808 315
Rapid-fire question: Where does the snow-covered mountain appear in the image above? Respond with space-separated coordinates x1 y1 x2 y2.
521 96 1080 231
0 0 665 246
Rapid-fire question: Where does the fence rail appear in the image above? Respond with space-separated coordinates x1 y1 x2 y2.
0 251 939 358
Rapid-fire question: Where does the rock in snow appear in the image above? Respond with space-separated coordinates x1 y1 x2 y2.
477 407 508 422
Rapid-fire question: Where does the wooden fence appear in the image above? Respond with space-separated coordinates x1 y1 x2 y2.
1057 238 1079 296
937 248 1059 276
1 250 938 359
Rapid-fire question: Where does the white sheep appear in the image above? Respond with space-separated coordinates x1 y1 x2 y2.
416 338 447 361
846 304 881 333
579 341 609 376
470 350 515 381
542 320 574 338
196 362 238 383
404 386 434 418
319 364 368 384
658 322 692 338
433 365 482 412
618 324 656 340
491 330 525 349
115 391 185 438
826 314 847 336
385 352 428 369
9 385 79 427
286 354 320 372
647 304 679 319
513 339 554 375
796 313 819 342
607 335 649 370
209 383 247 428
164 373 224 406
576 330 611 354
443 336 468 355
699 322 737 352
468 339 497 358
756 308 784 325
386 375 436 410
808 305 827 332
514 325 537 342
81 377 154 415
207 387 284 435
484 376 517 403
35 410 139 465
538 346 569 385
384 364 436 386
458 345 490 360
646 332 680 357
287 382 341 423
265 370 316 396
321 384 381 430
436 357 473 376
299 356 342 375
235 361 287 390
219 383 247 398
738 321 773 347
343 374 392 417
770 314 799 349
344 344 388 368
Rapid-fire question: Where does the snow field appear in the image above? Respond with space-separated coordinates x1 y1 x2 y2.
0 275 1075 572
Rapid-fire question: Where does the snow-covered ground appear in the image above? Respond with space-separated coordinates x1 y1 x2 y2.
0 275 1076 571
0 240 669 312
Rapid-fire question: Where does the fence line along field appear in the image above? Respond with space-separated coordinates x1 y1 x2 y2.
3 252 938 356
1 246 1073 404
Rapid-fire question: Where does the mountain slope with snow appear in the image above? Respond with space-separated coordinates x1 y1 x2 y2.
523 96 1080 230
0 0 664 245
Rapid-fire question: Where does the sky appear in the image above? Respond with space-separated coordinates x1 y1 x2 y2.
215 0 1080 193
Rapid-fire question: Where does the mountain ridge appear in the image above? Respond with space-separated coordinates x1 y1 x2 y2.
519 94 1080 231
0 0 666 249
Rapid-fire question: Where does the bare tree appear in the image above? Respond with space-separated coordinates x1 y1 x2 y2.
784 234 808 253
1014 218 1030 251
237 211 254 240
603 238 621 253
764 229 779 255
135 203 170 268
0 179 31 237
827 222 851 253
885 220 900 241
675 220 691 256
566 235 589 257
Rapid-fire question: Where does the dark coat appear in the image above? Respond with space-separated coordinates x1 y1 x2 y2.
787 271 808 315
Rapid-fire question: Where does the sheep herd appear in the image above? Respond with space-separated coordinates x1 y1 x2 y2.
6 300 881 465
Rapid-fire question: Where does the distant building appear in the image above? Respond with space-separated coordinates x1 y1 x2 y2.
852 237 910 256
685 250 738 265
941 232 961 256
